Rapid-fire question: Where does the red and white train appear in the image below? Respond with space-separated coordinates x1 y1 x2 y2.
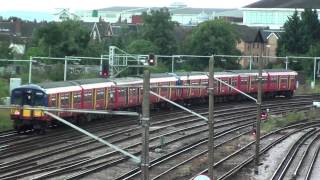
10 69 297 132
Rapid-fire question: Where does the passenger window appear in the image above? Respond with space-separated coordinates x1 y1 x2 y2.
51 94 57 107
96 89 105 100
84 91 92 102
73 92 81 103
61 93 69 106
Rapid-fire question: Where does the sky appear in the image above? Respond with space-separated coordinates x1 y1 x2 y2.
0 0 260 12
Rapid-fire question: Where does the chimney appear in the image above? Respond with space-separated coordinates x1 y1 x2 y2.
14 19 21 36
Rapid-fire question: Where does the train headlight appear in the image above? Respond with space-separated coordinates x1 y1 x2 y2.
14 110 20 115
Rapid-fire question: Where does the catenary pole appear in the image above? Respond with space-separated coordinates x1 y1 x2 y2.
141 69 150 180
254 54 263 174
314 57 317 88
28 56 33 83
208 55 215 179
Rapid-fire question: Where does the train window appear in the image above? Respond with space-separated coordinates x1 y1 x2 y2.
130 88 137 96
109 89 115 102
241 79 247 85
271 76 277 83
251 77 257 85
61 94 69 106
281 78 287 84
84 91 92 101
201 80 208 85
120 89 127 97
73 92 81 103
34 92 44 106
221 79 228 87
96 89 105 100
231 80 237 87
11 90 23 105
161 82 169 93
51 95 57 107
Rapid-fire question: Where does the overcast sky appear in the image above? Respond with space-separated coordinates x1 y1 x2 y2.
0 0 259 12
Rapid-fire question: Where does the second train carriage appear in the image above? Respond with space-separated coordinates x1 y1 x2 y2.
10 69 298 132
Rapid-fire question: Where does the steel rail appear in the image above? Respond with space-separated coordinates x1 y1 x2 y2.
292 134 320 178
304 140 320 180
270 129 319 180
191 121 320 180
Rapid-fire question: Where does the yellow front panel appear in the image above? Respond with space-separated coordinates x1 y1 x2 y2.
33 110 44 117
23 109 31 117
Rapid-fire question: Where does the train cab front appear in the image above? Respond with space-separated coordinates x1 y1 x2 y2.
10 85 48 132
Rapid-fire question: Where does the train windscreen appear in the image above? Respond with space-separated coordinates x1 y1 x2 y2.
11 90 23 105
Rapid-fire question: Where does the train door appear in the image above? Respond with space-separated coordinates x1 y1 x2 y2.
108 87 115 110
230 77 237 95
219 78 229 95
128 87 138 107
279 76 288 90
49 94 58 108
83 90 93 109
95 88 105 110
72 91 81 109
93 89 97 110
150 83 158 103
105 88 109 110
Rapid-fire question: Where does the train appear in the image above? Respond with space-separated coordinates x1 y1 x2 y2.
10 69 297 133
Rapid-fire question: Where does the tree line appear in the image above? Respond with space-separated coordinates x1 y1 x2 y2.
21 8 241 71
277 9 320 76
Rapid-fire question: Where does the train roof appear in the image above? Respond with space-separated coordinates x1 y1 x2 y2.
111 77 143 85
12 84 45 92
73 78 111 85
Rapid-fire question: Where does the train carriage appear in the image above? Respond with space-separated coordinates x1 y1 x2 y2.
10 69 298 133
150 73 177 102
111 77 142 108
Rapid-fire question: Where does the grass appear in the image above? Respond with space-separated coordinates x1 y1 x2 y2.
261 111 307 133
0 109 12 131
295 80 320 94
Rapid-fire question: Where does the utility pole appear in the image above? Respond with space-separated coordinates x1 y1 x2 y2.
254 54 263 174
208 55 215 179
141 69 150 180
64 56 68 81
28 56 33 84
171 56 174 73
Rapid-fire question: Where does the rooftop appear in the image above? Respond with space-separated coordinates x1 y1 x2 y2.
245 0 320 9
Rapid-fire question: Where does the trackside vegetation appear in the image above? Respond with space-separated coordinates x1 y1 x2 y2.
261 109 319 133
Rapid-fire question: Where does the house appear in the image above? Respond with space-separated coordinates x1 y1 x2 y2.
81 19 113 42
241 0 320 29
235 25 281 67
0 18 45 57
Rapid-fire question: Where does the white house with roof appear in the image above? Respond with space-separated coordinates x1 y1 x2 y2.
241 0 320 29
72 3 239 25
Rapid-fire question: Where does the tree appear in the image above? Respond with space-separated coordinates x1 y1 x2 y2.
31 20 91 58
141 8 177 55
0 41 13 66
301 9 320 45
127 39 159 54
183 19 241 70
277 10 306 55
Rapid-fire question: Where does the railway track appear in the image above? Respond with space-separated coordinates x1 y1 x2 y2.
0 94 318 179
